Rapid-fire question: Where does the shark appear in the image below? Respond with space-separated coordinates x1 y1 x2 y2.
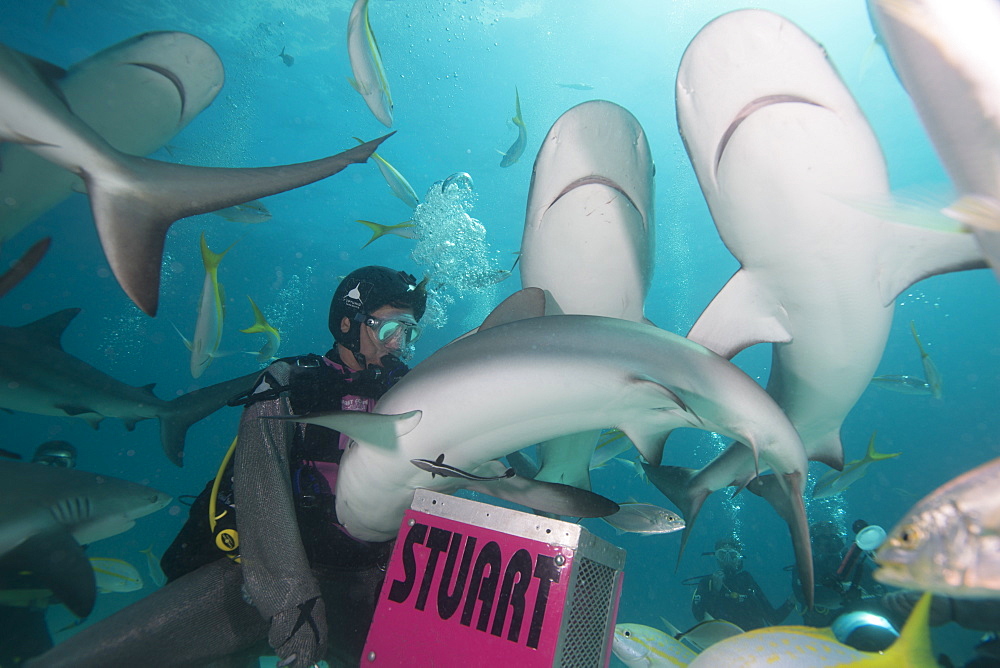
0 40 390 316
869 0 1000 280
653 9 985 567
519 99 655 490
269 288 811 600
0 308 257 466
0 459 170 617
0 31 224 244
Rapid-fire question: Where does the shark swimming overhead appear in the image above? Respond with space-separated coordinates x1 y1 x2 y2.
519 99 655 490
0 40 390 315
0 308 257 465
271 289 809 579
0 460 170 617
662 9 984 592
0 31 224 244
870 0 1000 280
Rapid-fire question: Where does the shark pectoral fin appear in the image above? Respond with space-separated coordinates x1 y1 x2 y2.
275 410 422 449
810 432 845 471
1 529 96 618
687 269 791 359
461 475 619 518
746 472 813 609
876 210 987 305
55 405 103 428
18 307 79 349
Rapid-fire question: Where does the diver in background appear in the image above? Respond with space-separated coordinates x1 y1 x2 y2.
692 537 794 631
28 266 427 668
0 441 77 666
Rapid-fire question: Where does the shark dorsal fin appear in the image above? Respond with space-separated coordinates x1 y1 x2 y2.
478 287 550 332
18 308 81 350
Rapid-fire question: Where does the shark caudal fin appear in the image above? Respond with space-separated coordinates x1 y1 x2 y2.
85 134 392 316
158 371 259 466
1 529 96 618
746 472 814 609
642 464 710 570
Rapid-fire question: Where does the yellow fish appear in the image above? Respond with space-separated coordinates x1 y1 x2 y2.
356 220 418 249
90 557 143 593
909 321 942 399
139 545 167 588
500 87 527 167
347 0 393 126
240 296 281 363
181 233 237 378
354 138 417 208
612 623 696 667
687 591 935 667
812 431 901 499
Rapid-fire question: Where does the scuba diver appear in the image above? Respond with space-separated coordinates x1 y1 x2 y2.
0 441 78 666
27 266 427 668
793 520 900 651
691 538 794 631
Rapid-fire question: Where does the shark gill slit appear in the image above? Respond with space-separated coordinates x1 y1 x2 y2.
714 95 828 177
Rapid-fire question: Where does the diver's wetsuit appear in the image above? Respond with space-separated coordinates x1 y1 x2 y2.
28 353 403 668
692 570 793 631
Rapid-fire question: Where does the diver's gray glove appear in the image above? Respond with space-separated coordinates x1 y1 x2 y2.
269 595 328 668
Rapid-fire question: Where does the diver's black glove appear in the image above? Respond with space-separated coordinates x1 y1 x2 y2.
270 595 327 668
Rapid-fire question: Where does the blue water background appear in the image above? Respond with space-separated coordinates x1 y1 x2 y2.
2 0 999 661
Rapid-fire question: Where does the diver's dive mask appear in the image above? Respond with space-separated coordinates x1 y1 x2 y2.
362 313 422 346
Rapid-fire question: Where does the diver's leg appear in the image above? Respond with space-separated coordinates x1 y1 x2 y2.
26 558 268 668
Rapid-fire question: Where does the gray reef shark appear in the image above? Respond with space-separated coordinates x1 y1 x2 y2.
869 0 1000 279
271 288 811 596
519 99 655 490
0 308 257 465
0 459 170 617
655 9 984 539
0 32 223 244
0 39 390 315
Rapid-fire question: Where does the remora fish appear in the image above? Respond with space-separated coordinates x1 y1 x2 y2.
601 502 685 536
0 308 257 465
273 288 809 557
686 592 935 667
909 320 942 398
870 0 1000 279
612 623 696 667
0 41 390 315
183 233 237 378
240 296 280 363
499 87 526 167
520 100 655 491
0 460 170 617
354 137 418 208
876 456 1000 597
812 432 900 499
347 0 393 127
662 9 983 576
0 32 224 243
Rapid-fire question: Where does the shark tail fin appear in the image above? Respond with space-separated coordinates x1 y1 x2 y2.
746 472 814 609
85 134 392 315
158 371 260 466
642 464 709 572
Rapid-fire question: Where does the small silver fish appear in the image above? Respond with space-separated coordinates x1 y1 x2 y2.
557 82 594 91
876 455 1000 597
210 200 272 224
870 374 932 395
601 502 685 535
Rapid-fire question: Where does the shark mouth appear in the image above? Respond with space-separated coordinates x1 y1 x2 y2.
714 94 828 177
546 175 644 224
